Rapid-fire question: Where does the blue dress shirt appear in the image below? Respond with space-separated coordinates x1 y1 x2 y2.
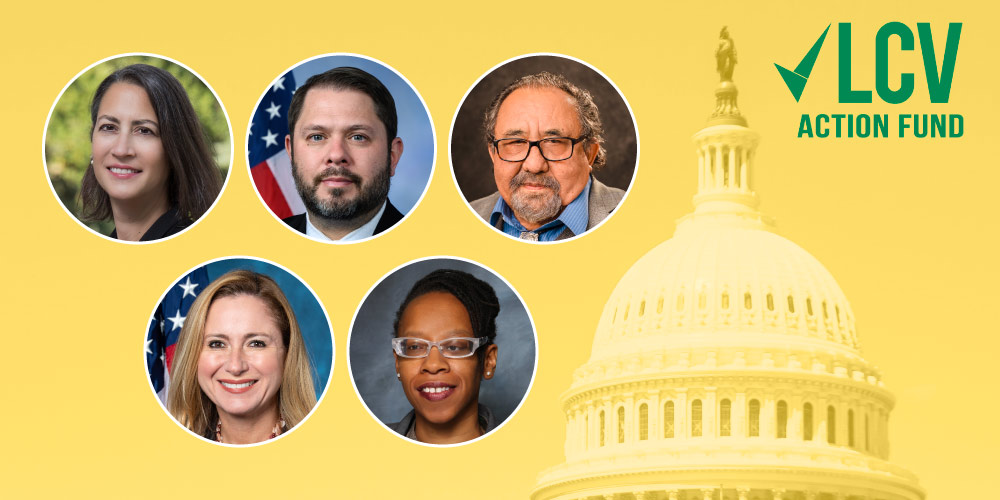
489 177 591 242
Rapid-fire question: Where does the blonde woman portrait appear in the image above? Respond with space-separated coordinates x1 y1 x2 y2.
147 259 332 444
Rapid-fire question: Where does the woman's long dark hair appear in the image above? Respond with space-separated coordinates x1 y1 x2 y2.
80 63 222 222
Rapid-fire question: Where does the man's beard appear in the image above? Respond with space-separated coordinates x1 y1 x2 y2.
291 152 391 222
508 171 562 225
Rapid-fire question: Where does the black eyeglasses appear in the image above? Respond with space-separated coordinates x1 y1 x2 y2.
491 136 588 162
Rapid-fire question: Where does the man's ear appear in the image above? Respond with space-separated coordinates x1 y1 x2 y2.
284 134 293 159
585 141 599 167
487 138 501 164
389 138 404 177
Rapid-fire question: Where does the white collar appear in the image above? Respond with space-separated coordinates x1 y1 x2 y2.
304 202 387 243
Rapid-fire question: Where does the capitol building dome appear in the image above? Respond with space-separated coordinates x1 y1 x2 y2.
532 34 923 500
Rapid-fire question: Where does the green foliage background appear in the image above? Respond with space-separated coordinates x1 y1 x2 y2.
45 56 231 235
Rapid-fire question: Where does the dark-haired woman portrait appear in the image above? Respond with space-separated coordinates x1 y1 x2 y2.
350 259 536 446
79 63 222 241
388 269 502 444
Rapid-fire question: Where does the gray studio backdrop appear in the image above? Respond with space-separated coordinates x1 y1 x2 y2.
451 54 638 201
349 258 536 430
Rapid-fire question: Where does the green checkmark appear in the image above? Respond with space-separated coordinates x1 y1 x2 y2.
775 24 831 102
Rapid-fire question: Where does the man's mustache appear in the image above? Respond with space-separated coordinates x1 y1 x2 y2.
510 171 560 193
314 166 362 187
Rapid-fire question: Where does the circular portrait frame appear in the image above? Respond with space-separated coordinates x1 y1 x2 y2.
144 255 335 447
246 53 436 244
43 52 233 244
348 256 538 447
449 53 640 244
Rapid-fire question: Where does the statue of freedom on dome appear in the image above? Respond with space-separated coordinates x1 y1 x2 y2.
716 26 737 82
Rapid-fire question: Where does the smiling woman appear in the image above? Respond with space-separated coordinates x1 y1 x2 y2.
349 258 536 447
388 269 501 444
166 270 316 445
79 64 223 241
45 56 229 242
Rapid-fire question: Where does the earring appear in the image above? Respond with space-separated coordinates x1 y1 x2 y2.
486 371 491 376
396 373 400 379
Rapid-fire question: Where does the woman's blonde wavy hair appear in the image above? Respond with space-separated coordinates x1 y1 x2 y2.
166 270 316 438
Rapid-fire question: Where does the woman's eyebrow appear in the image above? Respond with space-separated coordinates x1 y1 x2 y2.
96 115 158 127
204 332 277 340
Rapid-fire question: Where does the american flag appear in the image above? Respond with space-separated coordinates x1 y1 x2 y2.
248 72 303 219
146 266 211 401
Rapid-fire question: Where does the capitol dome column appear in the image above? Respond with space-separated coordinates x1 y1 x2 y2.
649 391 661 439
706 387 718 438
734 391 747 437
763 394 776 438
676 389 688 438
789 393 803 440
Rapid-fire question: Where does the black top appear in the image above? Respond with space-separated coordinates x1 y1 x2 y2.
281 201 404 238
389 405 498 440
109 208 191 241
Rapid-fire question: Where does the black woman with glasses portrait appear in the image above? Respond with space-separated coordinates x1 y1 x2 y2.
388 269 500 444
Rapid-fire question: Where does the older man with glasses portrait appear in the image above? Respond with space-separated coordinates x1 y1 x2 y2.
471 72 625 242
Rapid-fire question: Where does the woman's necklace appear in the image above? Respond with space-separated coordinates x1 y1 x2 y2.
215 416 285 443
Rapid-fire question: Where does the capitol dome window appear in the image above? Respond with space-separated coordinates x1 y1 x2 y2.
744 292 752 309
827 406 837 444
663 401 675 438
691 399 703 437
787 294 795 313
639 403 648 441
676 293 685 311
748 399 761 437
656 296 663 313
766 292 774 311
639 300 645 316
720 399 732 436
803 403 814 441
721 291 730 309
806 297 814 316
776 400 788 438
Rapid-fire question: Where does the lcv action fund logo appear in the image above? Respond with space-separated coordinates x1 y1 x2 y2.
775 23 962 138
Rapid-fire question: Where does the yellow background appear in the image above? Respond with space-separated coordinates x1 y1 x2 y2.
3 0 996 497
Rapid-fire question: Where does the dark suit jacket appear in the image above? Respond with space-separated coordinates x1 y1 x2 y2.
469 177 625 240
282 201 404 238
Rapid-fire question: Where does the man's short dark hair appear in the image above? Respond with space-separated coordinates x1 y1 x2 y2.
483 71 606 168
287 67 398 144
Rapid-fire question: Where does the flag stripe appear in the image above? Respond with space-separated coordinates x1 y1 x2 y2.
251 161 293 219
